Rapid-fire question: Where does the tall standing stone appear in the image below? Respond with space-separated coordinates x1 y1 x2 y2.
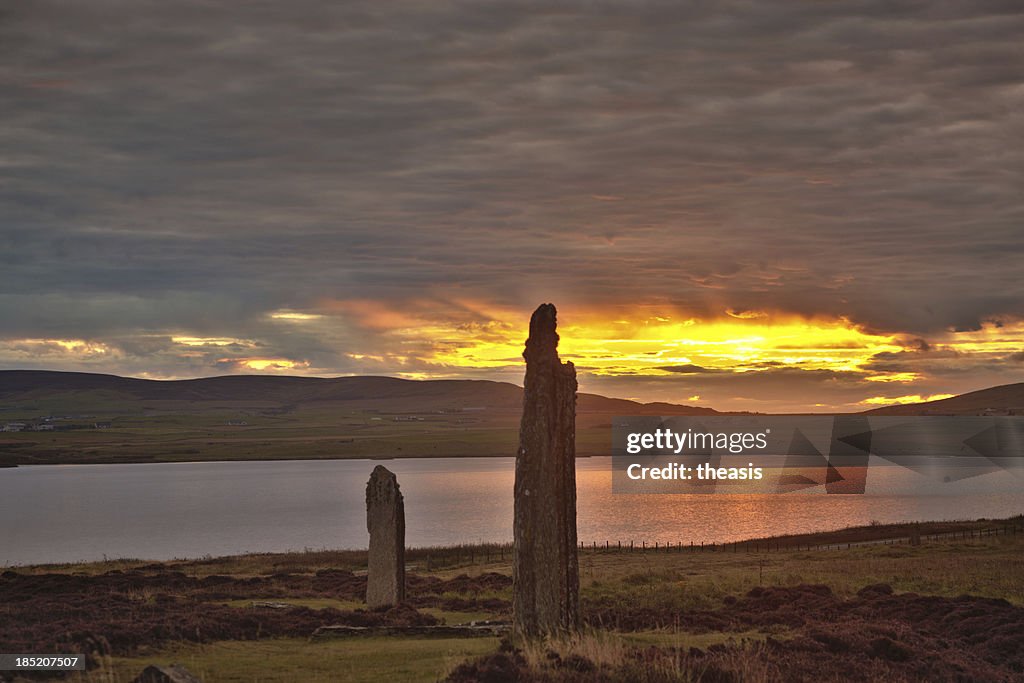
513 303 580 637
366 465 405 608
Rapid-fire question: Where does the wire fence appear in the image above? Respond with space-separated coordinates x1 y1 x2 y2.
412 521 1023 570
577 522 1023 554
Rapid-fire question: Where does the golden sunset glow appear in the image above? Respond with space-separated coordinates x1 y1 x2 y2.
561 316 904 375
172 336 253 347
7 309 1022 412
860 393 957 406
268 311 324 322
385 311 906 377
864 373 922 383
230 358 309 371
5 339 112 355
316 307 1024 409
7 311 1023 412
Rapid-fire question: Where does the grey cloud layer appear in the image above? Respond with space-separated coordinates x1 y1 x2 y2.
2 0 1023 384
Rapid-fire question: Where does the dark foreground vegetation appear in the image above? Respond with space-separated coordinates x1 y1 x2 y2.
1 518 1022 682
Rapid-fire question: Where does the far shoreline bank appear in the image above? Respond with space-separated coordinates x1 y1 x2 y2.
9 515 1022 573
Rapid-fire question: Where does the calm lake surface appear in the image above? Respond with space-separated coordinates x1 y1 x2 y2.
2 456 1021 566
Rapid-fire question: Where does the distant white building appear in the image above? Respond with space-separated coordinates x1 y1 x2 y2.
2 423 27 432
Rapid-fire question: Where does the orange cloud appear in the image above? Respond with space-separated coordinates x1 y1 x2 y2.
220 358 310 372
2 338 112 357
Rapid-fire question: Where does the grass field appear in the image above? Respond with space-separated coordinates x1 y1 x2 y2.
84 638 501 683
4 518 1021 682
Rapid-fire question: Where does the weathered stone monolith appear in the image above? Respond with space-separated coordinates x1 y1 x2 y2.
513 303 580 638
366 465 405 608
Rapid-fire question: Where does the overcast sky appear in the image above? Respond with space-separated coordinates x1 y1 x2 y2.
2 1 1023 411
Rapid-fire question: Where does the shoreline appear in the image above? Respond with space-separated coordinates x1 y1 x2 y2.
0 452 584 467
10 515 1022 573
0 452 540 469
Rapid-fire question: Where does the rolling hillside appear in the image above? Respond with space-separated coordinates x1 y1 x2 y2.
2 371 1020 465
863 382 1024 416
0 370 716 416
0 370 714 465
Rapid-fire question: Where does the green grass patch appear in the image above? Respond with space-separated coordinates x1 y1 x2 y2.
77 636 499 683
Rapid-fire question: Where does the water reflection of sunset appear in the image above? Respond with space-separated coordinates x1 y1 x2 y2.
574 463 1021 545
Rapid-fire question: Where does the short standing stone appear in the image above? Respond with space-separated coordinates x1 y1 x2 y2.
366 465 406 608
513 303 580 637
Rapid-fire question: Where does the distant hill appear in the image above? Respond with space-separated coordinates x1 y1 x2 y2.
1 370 1019 465
4 370 1023 418
0 370 717 416
863 382 1024 416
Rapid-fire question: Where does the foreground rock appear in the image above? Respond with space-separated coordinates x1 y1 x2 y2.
131 664 202 683
365 465 406 608
312 621 510 639
513 303 580 638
